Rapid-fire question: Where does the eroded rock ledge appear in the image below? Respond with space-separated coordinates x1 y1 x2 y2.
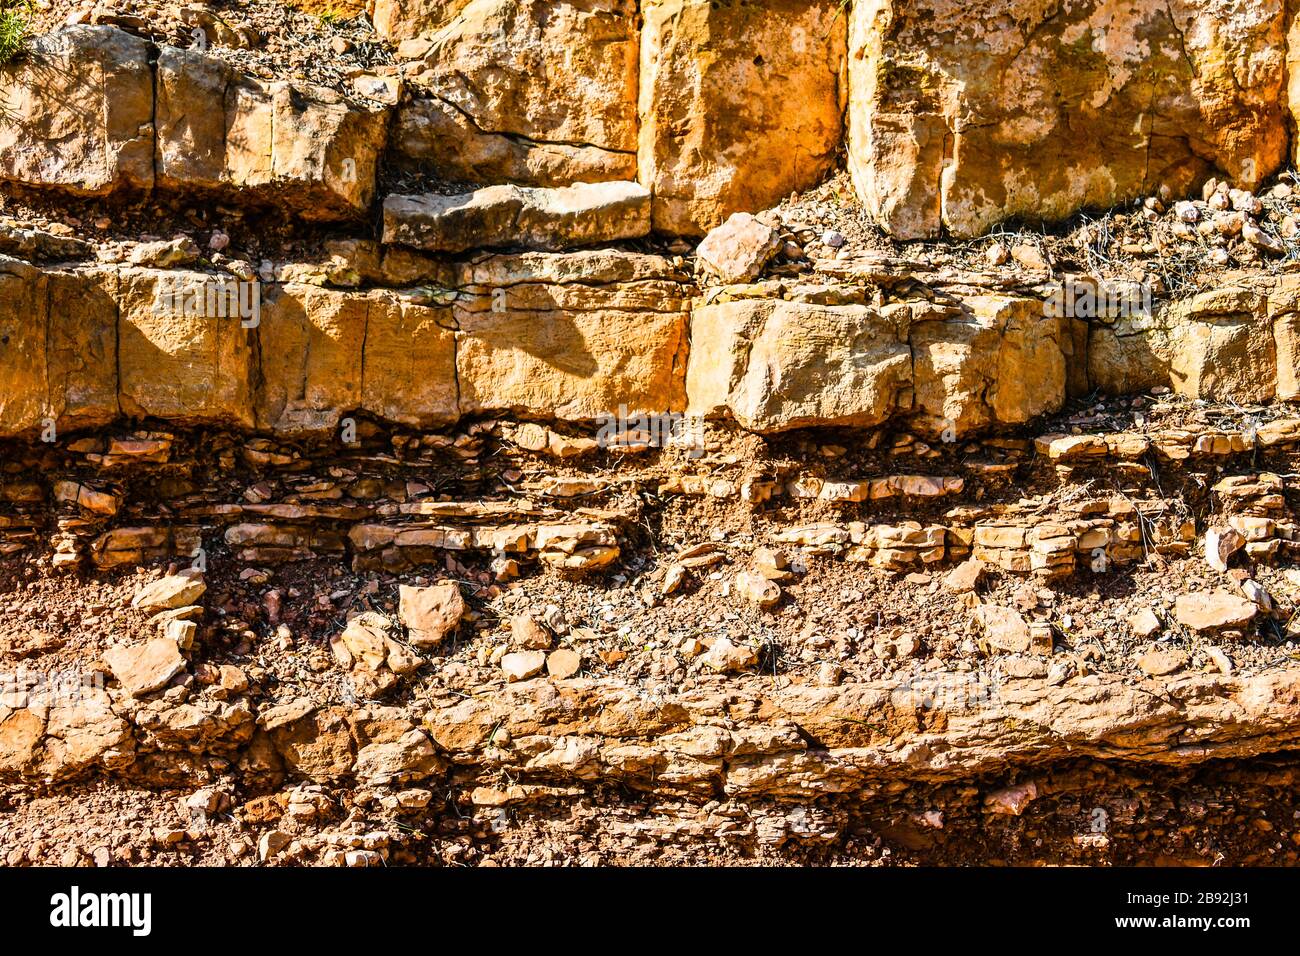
3 247 1298 442
6 5 1300 237
6 663 1300 793
0 391 1298 863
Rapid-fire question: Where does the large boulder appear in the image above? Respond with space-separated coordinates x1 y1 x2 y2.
688 291 1070 437
848 0 1289 239
388 0 639 186
1268 275 1300 402
155 47 389 219
638 0 847 235
1163 287 1274 404
0 258 47 437
256 284 369 436
910 296 1071 437
360 291 460 428
0 26 154 196
1088 285 1275 401
1087 312 1174 397
0 260 119 438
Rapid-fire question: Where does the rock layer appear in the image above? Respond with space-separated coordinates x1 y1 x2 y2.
387 0 640 186
8 17 1300 236
0 26 154 197
5 252 1300 440
847 0 1290 238
638 0 847 234
1 28 387 219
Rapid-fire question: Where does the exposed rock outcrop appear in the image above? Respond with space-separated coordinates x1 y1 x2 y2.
638 0 847 234
6 8 1300 870
386 0 640 186
847 0 1289 238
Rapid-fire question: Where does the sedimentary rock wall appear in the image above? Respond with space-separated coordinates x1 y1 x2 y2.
2 245 1297 442
8 4 1300 238
848 0 1291 238
4 7 1300 867
2 12 1299 446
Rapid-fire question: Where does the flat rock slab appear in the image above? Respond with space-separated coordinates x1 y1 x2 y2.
1175 590 1258 634
382 182 651 253
131 573 207 612
103 637 186 697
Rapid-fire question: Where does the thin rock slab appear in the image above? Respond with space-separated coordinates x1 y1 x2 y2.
382 182 651 253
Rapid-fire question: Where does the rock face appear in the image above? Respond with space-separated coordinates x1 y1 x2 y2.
452 251 690 420
0 251 696 440
12 9 1300 872
1269 275 1300 402
1090 286 1276 404
638 0 847 234
0 259 120 436
8 257 1300 441
1 28 387 219
687 290 1067 437
155 48 389 219
382 182 652 253
847 0 1289 238
358 291 460 429
255 284 369 437
9 15 1300 241
0 26 154 196
688 297 913 432
116 271 259 430
910 296 1070 437
1162 288 1275 404
387 0 640 186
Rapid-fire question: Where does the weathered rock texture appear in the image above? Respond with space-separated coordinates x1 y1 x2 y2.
0 26 155 197
388 0 640 186
155 48 388 218
382 182 652 253
0 249 692 438
1087 281 1279 402
847 0 1290 238
638 0 848 234
6 655 1300 794
1 28 387 218
452 251 690 419
10 9 1300 871
6 251 1300 441
687 297 916 432
10 16 1300 237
